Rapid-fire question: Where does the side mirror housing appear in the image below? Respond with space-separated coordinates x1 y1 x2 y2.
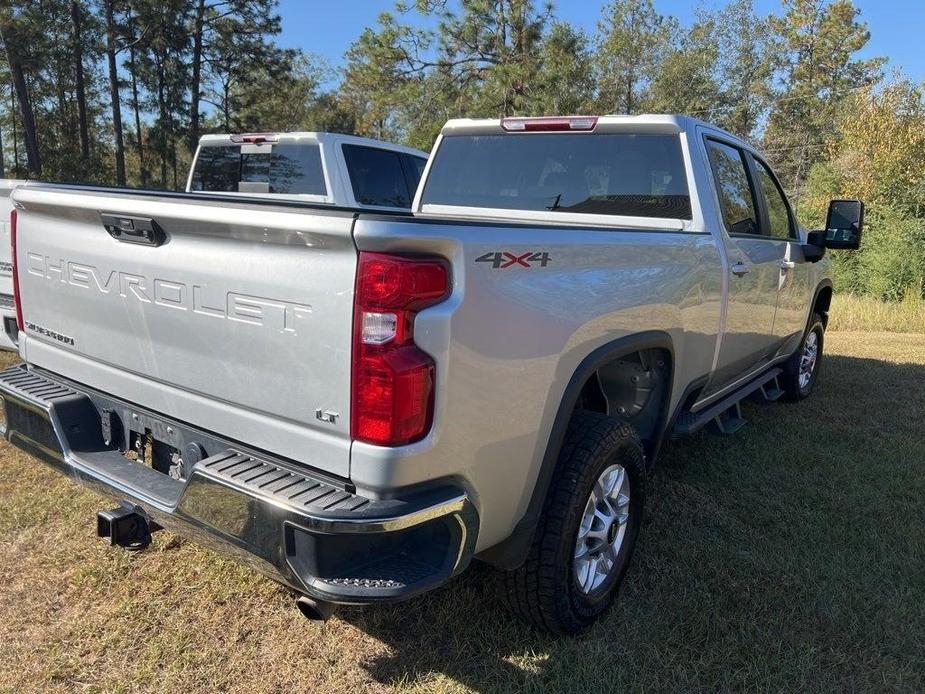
823 199 864 250
802 231 826 262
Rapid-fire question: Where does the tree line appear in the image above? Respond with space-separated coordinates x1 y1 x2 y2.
0 0 334 188
0 0 922 300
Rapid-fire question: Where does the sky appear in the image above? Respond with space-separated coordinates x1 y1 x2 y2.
275 0 924 85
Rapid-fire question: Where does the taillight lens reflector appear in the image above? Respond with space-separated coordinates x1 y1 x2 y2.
352 253 449 446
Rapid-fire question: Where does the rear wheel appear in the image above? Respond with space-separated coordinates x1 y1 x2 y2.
782 312 824 400
500 411 646 635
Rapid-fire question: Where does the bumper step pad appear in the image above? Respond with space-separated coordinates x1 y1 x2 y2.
200 450 370 515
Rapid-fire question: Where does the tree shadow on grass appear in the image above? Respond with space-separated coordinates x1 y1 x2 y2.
338 352 925 692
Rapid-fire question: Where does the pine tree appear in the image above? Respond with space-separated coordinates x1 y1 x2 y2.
764 0 884 191
532 22 594 115
71 0 92 163
103 0 127 185
594 0 675 114
713 0 776 139
647 12 721 118
0 3 43 176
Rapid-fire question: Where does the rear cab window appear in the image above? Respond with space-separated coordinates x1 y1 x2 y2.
190 142 327 196
342 145 425 209
420 132 691 220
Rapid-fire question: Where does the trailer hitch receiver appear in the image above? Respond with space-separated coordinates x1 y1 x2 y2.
97 502 158 550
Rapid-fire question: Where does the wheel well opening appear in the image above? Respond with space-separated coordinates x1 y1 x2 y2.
815 285 833 322
575 348 672 450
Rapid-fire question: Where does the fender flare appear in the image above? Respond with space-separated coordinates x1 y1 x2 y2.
476 330 675 570
808 278 834 331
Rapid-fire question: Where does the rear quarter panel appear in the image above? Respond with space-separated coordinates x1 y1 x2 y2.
351 217 722 551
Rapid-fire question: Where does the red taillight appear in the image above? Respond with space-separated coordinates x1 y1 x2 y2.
501 116 598 132
10 209 23 331
352 253 449 446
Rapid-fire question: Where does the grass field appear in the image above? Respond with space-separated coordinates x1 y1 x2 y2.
0 331 923 693
829 293 925 333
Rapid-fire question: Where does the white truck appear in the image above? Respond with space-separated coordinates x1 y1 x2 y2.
187 132 428 210
1 115 862 634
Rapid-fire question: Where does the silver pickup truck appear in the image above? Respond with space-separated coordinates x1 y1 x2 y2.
0 115 862 634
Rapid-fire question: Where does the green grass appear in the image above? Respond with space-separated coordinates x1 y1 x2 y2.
1 332 924 693
829 292 925 332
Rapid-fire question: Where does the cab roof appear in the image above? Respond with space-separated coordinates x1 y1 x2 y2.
439 114 746 147
196 131 428 158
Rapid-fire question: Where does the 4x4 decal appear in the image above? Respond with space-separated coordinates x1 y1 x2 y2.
475 251 551 269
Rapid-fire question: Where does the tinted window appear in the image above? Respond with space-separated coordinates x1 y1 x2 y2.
402 154 427 196
420 133 691 219
343 145 412 208
706 140 759 236
190 146 239 192
754 159 793 240
190 143 326 195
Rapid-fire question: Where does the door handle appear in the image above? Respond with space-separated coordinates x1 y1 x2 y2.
779 259 796 270
731 262 750 277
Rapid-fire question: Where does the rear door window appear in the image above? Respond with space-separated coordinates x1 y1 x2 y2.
190 143 326 195
705 139 760 236
420 132 691 219
343 145 413 208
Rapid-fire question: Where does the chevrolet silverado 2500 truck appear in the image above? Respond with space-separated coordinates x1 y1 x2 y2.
1 115 863 634
187 131 428 209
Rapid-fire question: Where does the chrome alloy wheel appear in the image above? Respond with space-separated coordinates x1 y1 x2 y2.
799 330 819 390
573 463 631 595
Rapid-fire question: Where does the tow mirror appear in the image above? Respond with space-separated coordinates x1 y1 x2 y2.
802 234 825 262
823 199 864 250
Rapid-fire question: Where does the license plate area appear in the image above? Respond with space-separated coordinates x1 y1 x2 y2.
123 410 185 481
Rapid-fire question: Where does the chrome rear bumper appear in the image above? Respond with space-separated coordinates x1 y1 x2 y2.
0 364 477 604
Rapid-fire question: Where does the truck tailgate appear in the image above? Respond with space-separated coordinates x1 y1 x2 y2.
12 187 357 477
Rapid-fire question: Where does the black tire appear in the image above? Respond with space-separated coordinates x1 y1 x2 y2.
782 312 825 401
500 411 646 635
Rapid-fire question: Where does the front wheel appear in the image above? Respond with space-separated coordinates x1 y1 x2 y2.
782 312 825 400
499 411 646 635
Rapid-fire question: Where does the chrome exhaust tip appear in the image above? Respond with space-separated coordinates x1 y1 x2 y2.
296 595 335 624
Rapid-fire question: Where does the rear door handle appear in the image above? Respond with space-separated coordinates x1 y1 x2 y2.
779 259 796 270
731 262 750 277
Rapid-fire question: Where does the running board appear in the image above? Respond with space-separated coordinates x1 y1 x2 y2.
672 367 783 437
754 374 784 403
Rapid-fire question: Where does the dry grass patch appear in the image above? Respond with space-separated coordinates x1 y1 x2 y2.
0 332 923 692
829 292 925 332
